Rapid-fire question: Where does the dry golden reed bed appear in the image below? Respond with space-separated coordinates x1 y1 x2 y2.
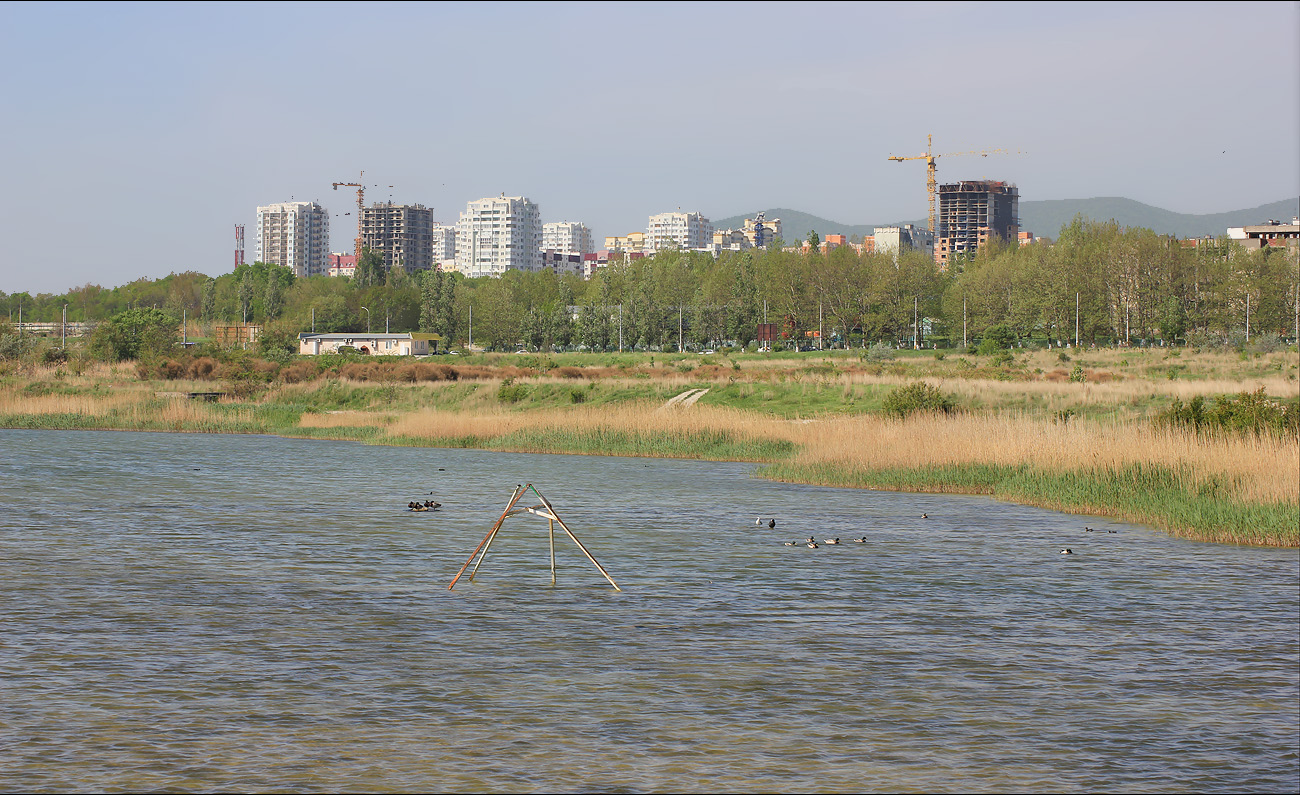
300 401 1298 508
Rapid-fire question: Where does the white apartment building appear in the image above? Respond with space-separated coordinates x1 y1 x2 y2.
874 224 934 260
646 211 712 253
542 221 593 255
431 223 456 261
255 201 330 277
454 195 542 277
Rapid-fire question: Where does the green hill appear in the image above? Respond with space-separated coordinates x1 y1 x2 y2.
713 197 1299 243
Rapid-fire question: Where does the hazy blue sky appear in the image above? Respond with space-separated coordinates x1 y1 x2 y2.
2 1 1297 295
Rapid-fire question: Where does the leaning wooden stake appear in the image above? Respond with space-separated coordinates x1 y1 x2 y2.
448 483 621 591
448 484 526 590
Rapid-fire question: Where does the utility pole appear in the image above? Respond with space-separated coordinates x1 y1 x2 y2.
62 304 67 348
678 306 683 353
1075 292 1080 347
1246 292 1250 342
468 304 472 350
914 296 919 349
362 306 370 333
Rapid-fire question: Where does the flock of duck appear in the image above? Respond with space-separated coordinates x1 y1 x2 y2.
761 514 1111 555
407 500 441 512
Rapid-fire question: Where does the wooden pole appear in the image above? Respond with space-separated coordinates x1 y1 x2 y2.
448 483 621 591
530 487 620 591
448 484 526 590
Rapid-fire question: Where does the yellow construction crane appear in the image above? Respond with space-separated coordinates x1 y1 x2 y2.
332 170 365 259
888 135 1007 235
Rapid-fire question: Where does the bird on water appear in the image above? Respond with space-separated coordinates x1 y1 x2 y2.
768 518 776 529
1061 548 1073 554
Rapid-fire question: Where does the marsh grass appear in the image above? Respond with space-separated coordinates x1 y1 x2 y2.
3 351 1297 545
758 412 1298 546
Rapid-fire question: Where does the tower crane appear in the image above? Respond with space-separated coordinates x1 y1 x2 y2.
888 135 1007 235
332 171 365 259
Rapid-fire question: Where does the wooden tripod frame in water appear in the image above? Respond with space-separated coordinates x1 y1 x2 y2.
448 483 622 591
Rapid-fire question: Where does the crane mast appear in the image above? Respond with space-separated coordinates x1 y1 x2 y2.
332 170 365 260
888 135 1006 236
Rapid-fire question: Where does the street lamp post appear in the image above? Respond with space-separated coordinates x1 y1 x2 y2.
361 306 370 334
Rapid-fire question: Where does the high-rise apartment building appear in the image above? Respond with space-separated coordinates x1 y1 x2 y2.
935 180 1019 268
431 223 456 263
542 221 593 255
361 202 435 273
454 195 542 277
255 201 330 277
646 211 712 253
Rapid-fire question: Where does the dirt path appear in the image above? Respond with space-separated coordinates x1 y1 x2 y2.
659 388 709 410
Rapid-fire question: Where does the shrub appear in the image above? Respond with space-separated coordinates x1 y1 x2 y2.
43 346 69 364
865 342 896 362
569 387 587 404
1155 388 1299 437
497 377 530 404
281 361 319 384
976 323 1016 354
188 357 219 379
1069 363 1086 383
0 331 34 361
1248 332 1284 355
880 381 955 418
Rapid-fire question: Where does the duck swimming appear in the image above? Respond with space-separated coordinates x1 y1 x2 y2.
768 519 776 529
824 538 840 545
806 541 819 549
1061 548 1073 554
853 537 867 543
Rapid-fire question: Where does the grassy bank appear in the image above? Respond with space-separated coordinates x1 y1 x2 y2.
2 350 1297 547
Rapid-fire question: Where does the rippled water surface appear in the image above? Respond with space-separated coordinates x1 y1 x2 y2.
1 429 1296 793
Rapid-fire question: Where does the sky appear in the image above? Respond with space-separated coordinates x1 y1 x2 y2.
1 1 1297 296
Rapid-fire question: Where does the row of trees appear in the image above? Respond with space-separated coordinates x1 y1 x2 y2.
5 220 1298 356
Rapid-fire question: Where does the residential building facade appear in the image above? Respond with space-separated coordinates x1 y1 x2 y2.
361 202 435 273
935 180 1020 268
1227 218 1300 251
255 201 330 277
742 213 781 249
327 252 357 278
541 250 586 277
605 231 647 253
431 223 456 262
646 211 712 253
454 195 542 277
874 224 935 260
542 222 594 255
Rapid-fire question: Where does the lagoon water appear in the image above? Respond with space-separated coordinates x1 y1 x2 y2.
0 429 1296 793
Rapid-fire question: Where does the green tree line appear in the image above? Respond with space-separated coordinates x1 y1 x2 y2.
4 219 1298 354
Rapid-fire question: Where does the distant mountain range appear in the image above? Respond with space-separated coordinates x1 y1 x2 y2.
712 197 1300 244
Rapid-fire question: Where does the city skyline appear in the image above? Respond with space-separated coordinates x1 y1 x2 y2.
1 1 1297 295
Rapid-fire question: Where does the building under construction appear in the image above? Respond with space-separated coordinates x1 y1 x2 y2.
360 202 435 273
935 180 1019 268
